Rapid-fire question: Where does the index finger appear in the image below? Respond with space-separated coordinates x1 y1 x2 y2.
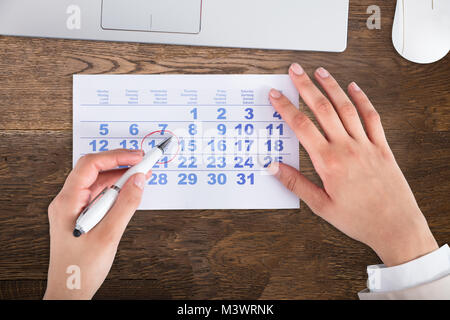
269 89 327 155
288 63 348 141
64 149 144 192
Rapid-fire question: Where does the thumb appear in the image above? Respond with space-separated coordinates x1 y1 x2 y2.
97 173 146 241
268 162 330 216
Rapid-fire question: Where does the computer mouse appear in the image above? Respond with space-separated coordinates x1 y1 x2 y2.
392 0 450 64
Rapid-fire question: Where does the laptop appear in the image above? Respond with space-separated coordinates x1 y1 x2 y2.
0 0 349 52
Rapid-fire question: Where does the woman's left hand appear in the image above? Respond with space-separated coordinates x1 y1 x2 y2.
44 149 148 300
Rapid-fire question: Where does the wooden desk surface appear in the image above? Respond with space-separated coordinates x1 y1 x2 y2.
0 2 448 299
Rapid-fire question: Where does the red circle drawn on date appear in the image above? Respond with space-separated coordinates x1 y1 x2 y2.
140 129 180 165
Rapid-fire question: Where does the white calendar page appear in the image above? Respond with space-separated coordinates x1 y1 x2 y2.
73 75 300 210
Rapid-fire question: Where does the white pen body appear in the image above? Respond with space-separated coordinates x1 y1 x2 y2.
74 147 163 235
114 147 162 189
75 188 119 234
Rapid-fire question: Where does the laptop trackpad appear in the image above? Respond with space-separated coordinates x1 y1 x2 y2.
102 0 202 34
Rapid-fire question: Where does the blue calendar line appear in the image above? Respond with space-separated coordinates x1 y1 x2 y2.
79 120 284 123
79 153 291 156
80 104 273 107
159 153 291 156
79 136 291 140
147 169 269 172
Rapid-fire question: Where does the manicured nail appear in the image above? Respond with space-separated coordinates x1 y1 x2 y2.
270 89 282 99
316 67 330 78
351 82 361 91
134 173 146 190
290 63 304 76
267 162 280 177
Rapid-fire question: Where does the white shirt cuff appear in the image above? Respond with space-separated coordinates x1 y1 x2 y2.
367 244 450 292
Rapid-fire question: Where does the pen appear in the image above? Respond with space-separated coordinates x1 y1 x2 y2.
73 136 173 237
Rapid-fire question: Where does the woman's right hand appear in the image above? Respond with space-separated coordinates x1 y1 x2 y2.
268 63 438 267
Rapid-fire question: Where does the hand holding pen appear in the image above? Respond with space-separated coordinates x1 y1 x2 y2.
73 137 172 237
44 138 172 299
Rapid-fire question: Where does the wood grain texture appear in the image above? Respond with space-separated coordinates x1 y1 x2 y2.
0 1 448 299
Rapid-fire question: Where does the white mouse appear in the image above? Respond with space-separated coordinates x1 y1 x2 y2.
392 0 450 64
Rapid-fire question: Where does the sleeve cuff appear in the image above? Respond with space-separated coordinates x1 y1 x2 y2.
367 244 450 292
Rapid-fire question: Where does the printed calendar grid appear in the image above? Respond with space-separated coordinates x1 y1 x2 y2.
74 75 300 209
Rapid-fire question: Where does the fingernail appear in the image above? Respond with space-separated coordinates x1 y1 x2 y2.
267 162 280 177
290 63 304 76
270 89 282 99
351 82 361 91
134 173 146 190
129 149 143 155
316 67 330 78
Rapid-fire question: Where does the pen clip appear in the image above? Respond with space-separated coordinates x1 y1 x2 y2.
79 186 108 217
